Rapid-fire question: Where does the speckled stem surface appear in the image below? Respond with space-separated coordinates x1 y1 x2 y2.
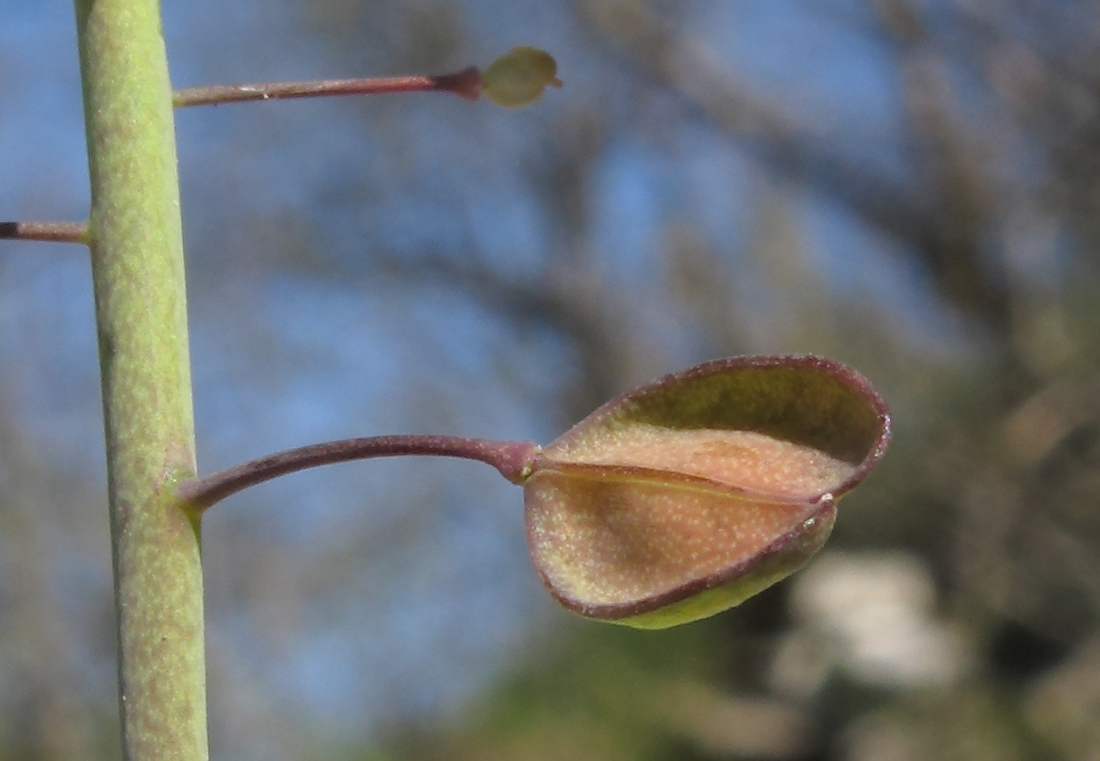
75 1 207 759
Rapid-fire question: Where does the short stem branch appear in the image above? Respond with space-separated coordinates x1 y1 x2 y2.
179 435 540 511
173 67 482 108
0 221 89 244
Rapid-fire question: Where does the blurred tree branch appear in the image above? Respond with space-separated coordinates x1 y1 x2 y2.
571 0 1100 348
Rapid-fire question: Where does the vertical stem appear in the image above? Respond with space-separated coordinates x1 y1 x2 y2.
74 1 207 760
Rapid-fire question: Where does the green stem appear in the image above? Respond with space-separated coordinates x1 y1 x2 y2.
75 1 206 759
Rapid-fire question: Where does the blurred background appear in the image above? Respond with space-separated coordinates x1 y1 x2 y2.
2 0 1100 758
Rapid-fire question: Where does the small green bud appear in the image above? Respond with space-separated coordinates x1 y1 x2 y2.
523 355 890 628
482 46 562 108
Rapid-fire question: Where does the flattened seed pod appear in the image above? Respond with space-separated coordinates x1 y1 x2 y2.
522 355 891 628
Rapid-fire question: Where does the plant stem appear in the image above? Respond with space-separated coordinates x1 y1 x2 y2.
173 66 483 108
0 221 89 244
179 435 540 511
75 0 206 759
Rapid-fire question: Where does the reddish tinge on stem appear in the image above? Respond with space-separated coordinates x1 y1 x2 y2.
173 67 483 108
178 435 540 511
0 221 88 244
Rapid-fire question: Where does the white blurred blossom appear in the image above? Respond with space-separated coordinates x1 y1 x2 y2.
774 551 968 693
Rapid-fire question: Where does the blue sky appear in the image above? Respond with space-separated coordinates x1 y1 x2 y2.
0 0 964 750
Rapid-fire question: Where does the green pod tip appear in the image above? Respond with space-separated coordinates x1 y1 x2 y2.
482 46 562 109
